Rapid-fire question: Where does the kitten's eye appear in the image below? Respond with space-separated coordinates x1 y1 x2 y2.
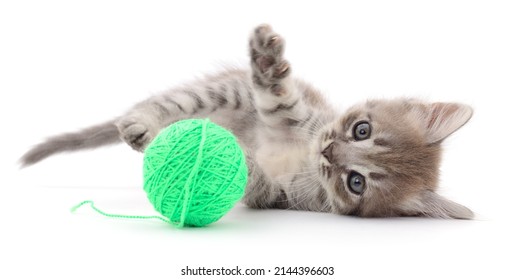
353 121 371 141
347 171 366 195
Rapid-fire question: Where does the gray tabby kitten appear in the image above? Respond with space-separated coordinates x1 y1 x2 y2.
21 24 474 219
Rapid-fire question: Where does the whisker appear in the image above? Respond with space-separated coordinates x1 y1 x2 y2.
287 182 322 211
286 114 327 138
269 177 320 195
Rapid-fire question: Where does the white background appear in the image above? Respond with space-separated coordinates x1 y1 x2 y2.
1 1 514 279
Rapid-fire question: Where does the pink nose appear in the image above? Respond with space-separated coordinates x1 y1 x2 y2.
322 143 334 163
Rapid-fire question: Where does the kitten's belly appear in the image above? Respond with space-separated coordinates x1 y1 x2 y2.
255 144 308 182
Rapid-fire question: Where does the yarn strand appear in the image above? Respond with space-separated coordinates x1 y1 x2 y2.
70 200 172 224
177 119 209 227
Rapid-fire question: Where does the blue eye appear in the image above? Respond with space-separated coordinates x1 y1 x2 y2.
353 121 371 141
347 171 366 195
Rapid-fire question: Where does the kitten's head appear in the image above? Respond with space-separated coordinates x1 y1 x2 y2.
316 99 473 219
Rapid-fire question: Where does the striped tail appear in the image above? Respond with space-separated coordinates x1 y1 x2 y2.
20 121 121 167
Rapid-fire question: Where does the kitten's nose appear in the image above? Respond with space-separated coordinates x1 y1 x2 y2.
322 142 334 163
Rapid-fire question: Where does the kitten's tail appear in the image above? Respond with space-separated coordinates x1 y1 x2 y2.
20 121 121 167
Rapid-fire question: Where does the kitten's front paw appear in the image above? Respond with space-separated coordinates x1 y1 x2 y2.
251 24 285 59
250 24 291 90
116 119 155 152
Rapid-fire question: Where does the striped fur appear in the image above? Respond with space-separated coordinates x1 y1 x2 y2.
20 25 473 219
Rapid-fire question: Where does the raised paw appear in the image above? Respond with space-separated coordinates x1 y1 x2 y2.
250 24 285 58
116 118 156 152
250 24 291 89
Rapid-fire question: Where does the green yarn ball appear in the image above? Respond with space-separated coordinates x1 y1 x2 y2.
142 119 247 227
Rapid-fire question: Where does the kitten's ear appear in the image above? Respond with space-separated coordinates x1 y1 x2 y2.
422 103 473 144
398 190 474 219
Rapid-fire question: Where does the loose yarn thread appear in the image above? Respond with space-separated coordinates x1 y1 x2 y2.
71 200 171 223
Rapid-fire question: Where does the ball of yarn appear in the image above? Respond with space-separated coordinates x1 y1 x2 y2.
143 119 247 227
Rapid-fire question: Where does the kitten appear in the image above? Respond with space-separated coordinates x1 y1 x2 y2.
21 24 474 219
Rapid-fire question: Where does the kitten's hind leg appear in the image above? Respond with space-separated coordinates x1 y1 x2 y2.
243 151 288 209
249 25 308 127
